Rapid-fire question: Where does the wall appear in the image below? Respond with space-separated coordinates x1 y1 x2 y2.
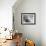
41 0 46 46
0 0 16 30
13 0 41 46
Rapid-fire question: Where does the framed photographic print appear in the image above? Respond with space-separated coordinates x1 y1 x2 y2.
21 13 36 25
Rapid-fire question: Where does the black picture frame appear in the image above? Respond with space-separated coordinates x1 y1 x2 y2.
21 13 36 25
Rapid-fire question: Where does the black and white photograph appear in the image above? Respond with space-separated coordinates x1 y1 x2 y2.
21 13 36 25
